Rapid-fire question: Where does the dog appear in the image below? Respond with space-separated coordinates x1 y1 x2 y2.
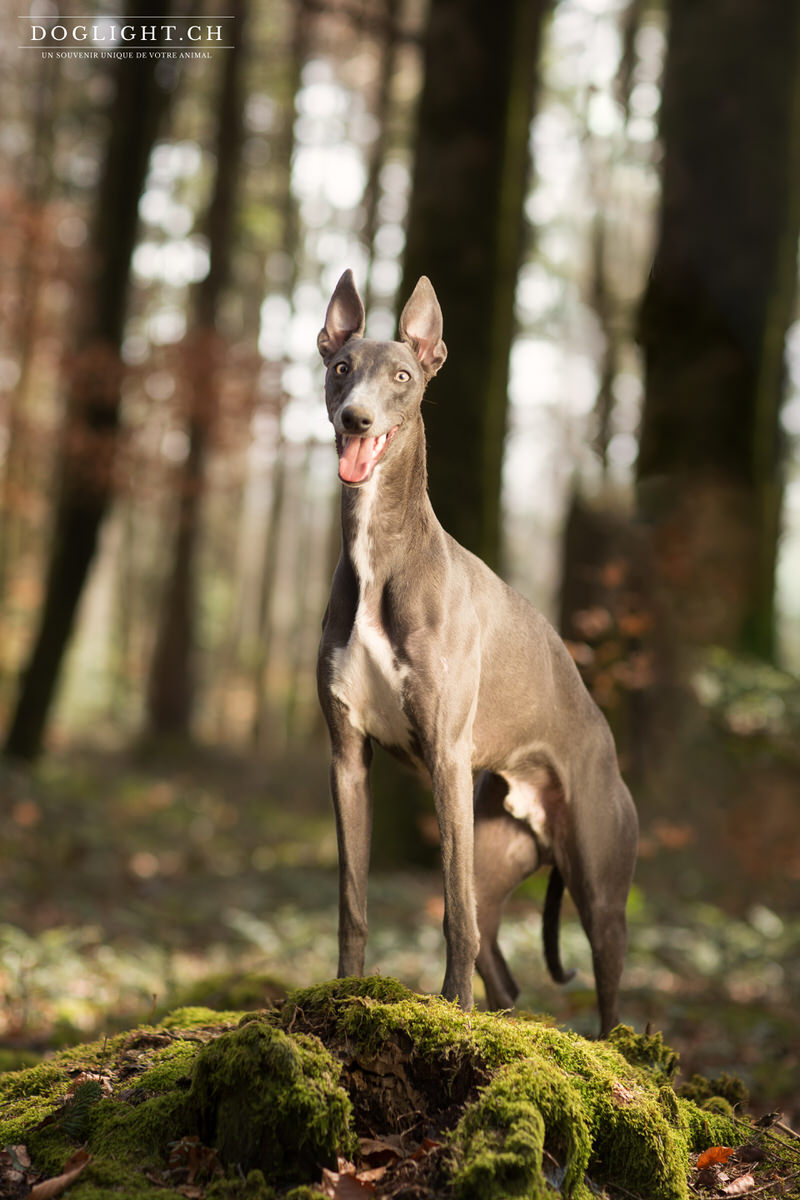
316 269 637 1034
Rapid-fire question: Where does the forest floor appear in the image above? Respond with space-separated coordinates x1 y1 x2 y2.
0 740 798 1135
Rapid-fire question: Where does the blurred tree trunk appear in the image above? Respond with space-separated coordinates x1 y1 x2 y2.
3 1 172 762
249 0 310 749
636 0 800 662
146 0 247 737
401 0 551 569
361 0 400 315
372 0 549 867
0 52 59 612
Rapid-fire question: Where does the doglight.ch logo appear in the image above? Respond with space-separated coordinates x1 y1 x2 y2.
18 13 235 60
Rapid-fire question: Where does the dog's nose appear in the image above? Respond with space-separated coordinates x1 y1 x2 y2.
341 405 374 434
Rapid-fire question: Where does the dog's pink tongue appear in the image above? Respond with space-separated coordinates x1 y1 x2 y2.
339 436 377 484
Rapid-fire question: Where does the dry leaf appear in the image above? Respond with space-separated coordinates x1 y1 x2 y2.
411 1137 442 1161
723 1174 755 1195
27 1150 91 1199
611 1080 635 1105
697 1146 735 1169
358 1135 404 1164
320 1166 376 1197
66 1072 112 1097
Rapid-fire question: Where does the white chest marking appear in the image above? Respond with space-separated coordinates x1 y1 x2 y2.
330 608 412 749
350 477 377 587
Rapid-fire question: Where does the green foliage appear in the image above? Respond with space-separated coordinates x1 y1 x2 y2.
693 647 800 744
59 1078 104 1139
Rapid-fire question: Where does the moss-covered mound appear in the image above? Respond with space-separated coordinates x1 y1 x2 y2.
186 1017 357 1184
283 978 744 1200
0 979 765 1200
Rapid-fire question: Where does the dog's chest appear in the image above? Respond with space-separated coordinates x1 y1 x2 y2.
330 608 412 750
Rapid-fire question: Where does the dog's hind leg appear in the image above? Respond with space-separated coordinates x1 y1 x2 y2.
473 771 541 1010
560 770 637 1036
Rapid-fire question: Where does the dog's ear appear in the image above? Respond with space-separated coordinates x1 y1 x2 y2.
399 276 448 378
318 270 366 364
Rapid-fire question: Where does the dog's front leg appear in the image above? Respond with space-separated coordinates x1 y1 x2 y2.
329 726 373 978
432 751 479 1009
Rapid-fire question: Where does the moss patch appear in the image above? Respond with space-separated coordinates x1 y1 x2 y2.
0 980 767 1200
284 978 743 1200
185 1016 357 1186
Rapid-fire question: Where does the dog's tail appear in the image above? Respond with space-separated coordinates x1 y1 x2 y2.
543 867 577 984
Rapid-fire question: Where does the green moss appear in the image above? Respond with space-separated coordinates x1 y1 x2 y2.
160 1006 241 1030
679 1071 750 1110
185 1015 357 1187
285 975 538 1071
68 1154 187 1199
677 1095 740 1150
0 1062 72 1143
0 980 754 1200
285 977 748 1200
607 1024 680 1083
133 1040 203 1092
90 1091 187 1160
590 1085 689 1199
453 1059 593 1199
206 1169 276 1199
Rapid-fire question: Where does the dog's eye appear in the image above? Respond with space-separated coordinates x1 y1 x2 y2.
395 370 411 383
334 362 349 376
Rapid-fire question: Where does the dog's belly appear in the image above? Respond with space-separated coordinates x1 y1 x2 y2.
330 611 414 752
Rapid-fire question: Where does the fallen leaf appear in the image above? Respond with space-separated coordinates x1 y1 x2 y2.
736 1143 766 1163
320 1166 376 1197
1 1145 30 1191
611 1081 635 1105
723 1174 755 1195
358 1135 404 1164
411 1137 442 1161
66 1072 111 1096
355 1164 388 1184
697 1146 736 1169
8 1146 31 1169
696 1166 724 1190
27 1150 91 1199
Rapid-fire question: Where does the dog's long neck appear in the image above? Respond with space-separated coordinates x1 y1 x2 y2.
341 413 436 593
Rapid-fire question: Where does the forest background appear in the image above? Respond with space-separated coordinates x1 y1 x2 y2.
1 0 799 1128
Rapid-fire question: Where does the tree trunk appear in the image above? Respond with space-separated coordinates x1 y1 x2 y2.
369 0 550 866
3 0 172 761
0 52 59 613
145 0 247 738
636 0 800 660
249 0 310 748
401 0 550 568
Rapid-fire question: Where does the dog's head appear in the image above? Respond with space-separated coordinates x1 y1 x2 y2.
318 270 447 486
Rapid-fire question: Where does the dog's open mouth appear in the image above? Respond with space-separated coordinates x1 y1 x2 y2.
338 426 399 485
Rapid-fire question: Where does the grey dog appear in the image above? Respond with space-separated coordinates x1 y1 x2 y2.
316 270 638 1035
